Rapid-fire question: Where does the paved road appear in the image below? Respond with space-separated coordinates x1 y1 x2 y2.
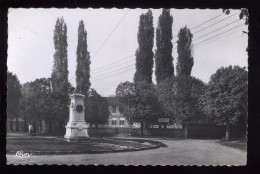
7 138 246 165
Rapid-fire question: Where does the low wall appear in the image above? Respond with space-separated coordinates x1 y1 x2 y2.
187 124 246 139
88 127 184 137
6 121 246 139
88 125 246 139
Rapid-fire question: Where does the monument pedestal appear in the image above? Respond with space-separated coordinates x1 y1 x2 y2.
64 93 89 141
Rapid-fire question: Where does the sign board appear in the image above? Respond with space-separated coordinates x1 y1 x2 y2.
158 118 169 123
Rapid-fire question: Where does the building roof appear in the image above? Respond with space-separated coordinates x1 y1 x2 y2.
105 97 120 106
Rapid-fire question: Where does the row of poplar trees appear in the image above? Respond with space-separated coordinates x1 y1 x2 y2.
117 9 196 135
48 17 108 133
8 17 108 134
116 9 247 139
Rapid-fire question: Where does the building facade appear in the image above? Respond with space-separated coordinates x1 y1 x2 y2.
105 97 130 128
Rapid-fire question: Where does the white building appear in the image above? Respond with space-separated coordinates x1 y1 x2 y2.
105 97 130 128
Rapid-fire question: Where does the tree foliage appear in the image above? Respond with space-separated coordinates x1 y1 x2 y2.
201 66 248 127
223 9 248 25
176 26 194 76
19 78 75 133
134 10 154 84
19 78 51 132
7 71 22 131
76 20 91 95
116 81 162 125
51 17 70 95
51 17 71 128
155 9 174 84
158 76 206 123
86 88 109 126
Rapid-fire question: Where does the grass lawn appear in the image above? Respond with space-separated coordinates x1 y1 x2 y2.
6 133 163 155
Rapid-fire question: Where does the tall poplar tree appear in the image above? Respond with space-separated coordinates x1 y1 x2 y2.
155 9 174 84
134 10 154 84
51 17 70 132
51 17 69 94
176 26 194 76
76 20 91 95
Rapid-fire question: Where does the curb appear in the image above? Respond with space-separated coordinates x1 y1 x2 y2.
7 138 166 155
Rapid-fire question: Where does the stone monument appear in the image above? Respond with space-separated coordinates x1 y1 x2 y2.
64 93 89 141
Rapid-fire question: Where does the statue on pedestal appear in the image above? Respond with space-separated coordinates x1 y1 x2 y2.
64 93 89 141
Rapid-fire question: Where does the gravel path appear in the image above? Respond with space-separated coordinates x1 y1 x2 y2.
7 138 246 166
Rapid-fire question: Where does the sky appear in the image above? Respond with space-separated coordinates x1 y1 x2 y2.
7 8 248 96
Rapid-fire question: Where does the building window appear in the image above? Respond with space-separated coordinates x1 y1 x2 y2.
119 120 124 125
112 106 117 113
119 117 125 125
112 120 117 125
112 117 117 125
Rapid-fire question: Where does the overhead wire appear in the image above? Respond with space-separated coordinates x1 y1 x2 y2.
70 11 245 84
91 12 240 74
91 19 245 79
91 9 130 60
92 24 245 82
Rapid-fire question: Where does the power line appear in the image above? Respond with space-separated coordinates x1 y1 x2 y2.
195 28 245 49
192 19 241 41
92 12 226 72
172 11 239 44
91 57 135 74
172 18 241 50
193 23 245 46
92 20 244 79
190 13 224 30
190 12 240 36
92 12 237 73
93 26 245 83
91 67 136 81
172 23 245 55
91 64 135 78
92 54 135 71
172 12 223 40
72 13 243 82
91 9 130 60
91 28 246 91
92 19 243 78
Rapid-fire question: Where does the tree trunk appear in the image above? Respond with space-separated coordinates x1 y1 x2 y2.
39 120 42 134
59 120 64 135
184 124 188 138
146 122 149 129
10 114 13 131
33 119 36 134
24 116 27 133
141 122 144 136
159 124 162 129
42 120 46 134
95 123 99 136
226 124 231 140
90 123 92 128
15 114 19 131
49 119 53 134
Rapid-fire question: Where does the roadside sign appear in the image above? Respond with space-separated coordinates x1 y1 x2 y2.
158 118 169 123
